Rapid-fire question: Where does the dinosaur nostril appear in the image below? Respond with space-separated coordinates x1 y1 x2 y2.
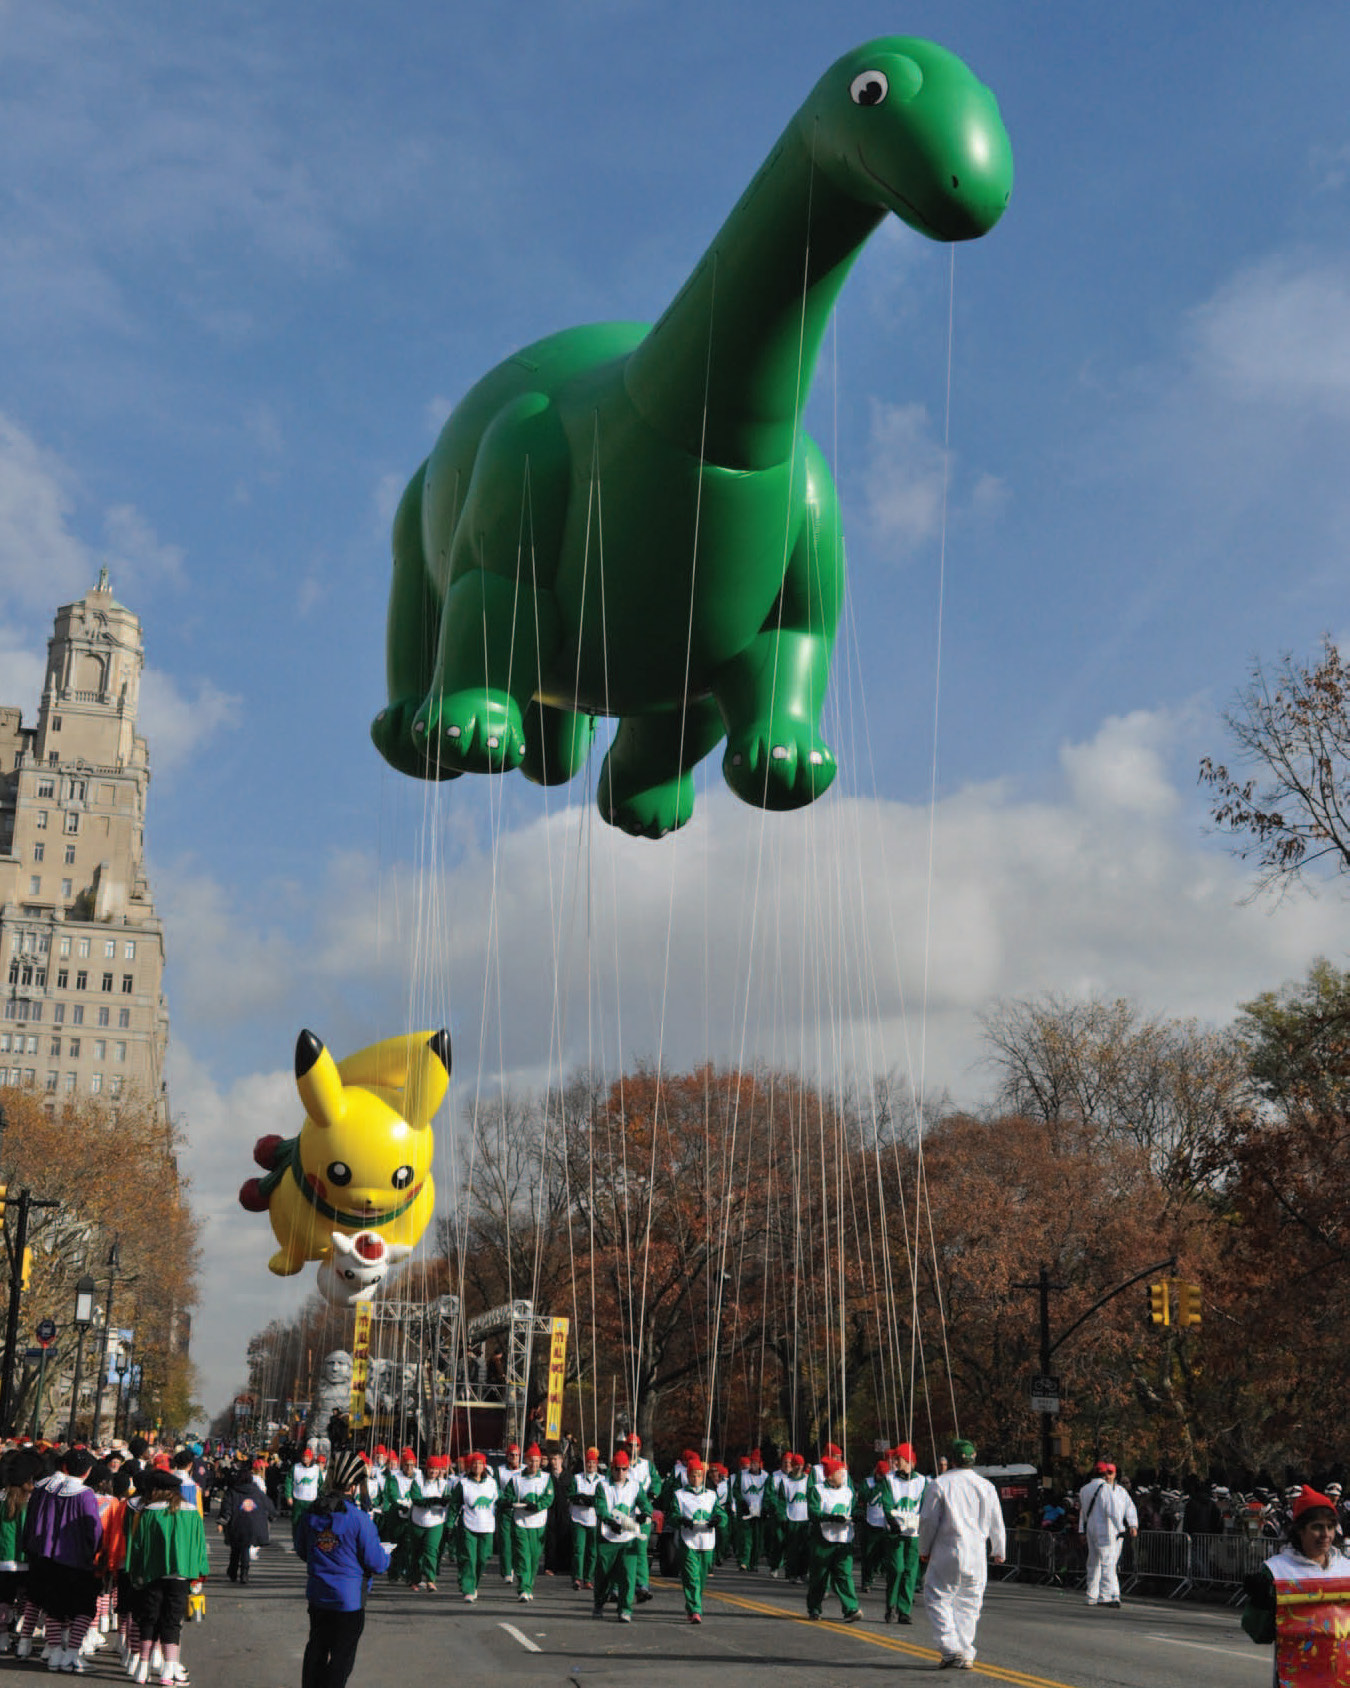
951 175 960 189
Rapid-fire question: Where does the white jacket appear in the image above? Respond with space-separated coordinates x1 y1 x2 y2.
1078 1478 1138 1543
918 1468 1006 1582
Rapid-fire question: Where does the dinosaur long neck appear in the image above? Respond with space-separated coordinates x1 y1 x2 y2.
625 121 882 469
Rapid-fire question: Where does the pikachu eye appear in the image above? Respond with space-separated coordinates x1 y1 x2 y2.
392 1164 414 1190
327 1161 352 1185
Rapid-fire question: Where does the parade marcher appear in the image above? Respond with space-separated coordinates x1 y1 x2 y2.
710 1462 731 1565
297 1449 390 1688
884 1444 927 1624
1078 1460 1138 1608
776 1453 811 1582
218 1459 277 1585
806 1455 861 1622
662 1457 727 1624
287 1448 323 1554
765 1453 791 1578
380 1449 420 1583
502 1444 553 1601
497 1444 522 1583
407 1455 452 1592
0 1447 37 1656
125 1468 209 1688
21 1446 103 1673
452 1453 500 1603
569 1449 602 1589
623 1435 657 1602
861 1459 902 1601
592 1450 650 1622
1242 1486 1350 1686
733 1450 770 1571
543 1449 572 1576
918 1438 1006 1671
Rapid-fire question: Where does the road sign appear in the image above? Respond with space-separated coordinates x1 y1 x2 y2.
35 1318 56 1348
25 1347 45 1361
1030 1373 1061 1414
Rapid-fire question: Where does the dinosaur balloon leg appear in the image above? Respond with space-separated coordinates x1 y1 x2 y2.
373 38 1012 837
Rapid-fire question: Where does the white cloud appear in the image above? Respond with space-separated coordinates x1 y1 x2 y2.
0 412 90 611
860 399 947 559
1189 257 1350 417
137 669 241 778
100 504 185 590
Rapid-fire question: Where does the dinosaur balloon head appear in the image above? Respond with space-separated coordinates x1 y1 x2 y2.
799 36 1013 242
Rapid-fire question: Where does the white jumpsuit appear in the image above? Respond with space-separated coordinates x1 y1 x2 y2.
918 1467 1006 1666
1078 1477 1138 1604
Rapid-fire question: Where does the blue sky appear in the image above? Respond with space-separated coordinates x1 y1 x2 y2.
4 0 1350 1418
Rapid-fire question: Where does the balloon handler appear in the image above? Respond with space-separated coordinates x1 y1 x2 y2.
503 1445 554 1602
661 1458 727 1624
592 1451 651 1622
452 1454 500 1602
407 1457 452 1592
806 1457 862 1622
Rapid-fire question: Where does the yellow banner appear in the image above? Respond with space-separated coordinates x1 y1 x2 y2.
545 1317 569 1442
349 1303 373 1429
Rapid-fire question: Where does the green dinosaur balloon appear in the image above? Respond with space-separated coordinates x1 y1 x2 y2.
372 37 1012 837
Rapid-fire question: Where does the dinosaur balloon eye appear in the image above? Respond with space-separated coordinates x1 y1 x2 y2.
327 1161 352 1185
849 70 888 107
392 1164 414 1190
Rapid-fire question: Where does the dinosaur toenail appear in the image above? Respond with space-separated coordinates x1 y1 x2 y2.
448 726 461 738
772 746 789 759
487 735 499 748
809 751 823 765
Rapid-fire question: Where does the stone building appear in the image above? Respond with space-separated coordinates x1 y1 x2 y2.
0 570 169 1122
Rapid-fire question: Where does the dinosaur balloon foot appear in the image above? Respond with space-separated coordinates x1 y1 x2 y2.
723 724 837 812
411 689 526 774
371 698 464 781
597 757 695 840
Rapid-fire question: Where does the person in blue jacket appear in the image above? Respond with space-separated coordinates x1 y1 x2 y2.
296 1450 391 1688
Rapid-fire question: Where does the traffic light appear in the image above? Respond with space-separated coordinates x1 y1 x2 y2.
1173 1280 1202 1327
0 1183 7 1213
19 1247 32 1291
1148 1281 1170 1326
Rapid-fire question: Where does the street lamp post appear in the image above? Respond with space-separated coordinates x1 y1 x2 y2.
114 1349 129 1442
67 1276 96 1445
90 1239 120 1446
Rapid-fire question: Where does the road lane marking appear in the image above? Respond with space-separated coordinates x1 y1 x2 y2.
705 1587 1083 1687
499 1621 542 1653
1145 1633 1268 1662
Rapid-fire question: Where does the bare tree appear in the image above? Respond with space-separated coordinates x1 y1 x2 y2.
1200 637 1350 897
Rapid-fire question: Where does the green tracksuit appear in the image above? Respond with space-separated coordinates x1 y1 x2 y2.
593 1475 649 1617
569 1471 601 1585
733 1468 770 1569
807 1477 860 1619
453 1473 500 1595
408 1477 452 1586
662 1478 728 1616
501 1469 554 1595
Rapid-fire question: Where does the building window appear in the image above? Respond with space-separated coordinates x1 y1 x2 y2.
90 1073 102 1094
7 963 16 986
60 880 72 898
101 972 113 993
69 1038 80 1057
52 1004 64 1026
71 1006 83 1026
117 1008 130 1029
21 934 32 955
47 753 58 766
114 1041 126 1063
0 1033 8 1051
32 843 44 863
23 1069 34 1087
19 966 32 987
2 1004 14 1021
34 970 45 989
37 780 54 798
29 1004 40 1024
64 845 75 865
104 940 116 959
26 1035 38 1054
123 942 135 960
45 1070 57 1093
51 716 61 731
109 1076 123 1098
75 970 87 991
64 813 79 835
34 811 47 831
50 1038 61 1058
97 1007 109 1028
28 877 40 896
77 939 89 958
66 778 85 802
37 936 48 955
14 1002 28 1022
58 937 70 958
63 1072 75 1095
93 1039 106 1061
56 969 68 989
120 974 133 993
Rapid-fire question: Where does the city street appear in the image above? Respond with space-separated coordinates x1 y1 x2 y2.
55 1531 1270 1688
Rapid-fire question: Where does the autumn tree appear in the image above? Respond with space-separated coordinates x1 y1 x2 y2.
0 1085 201 1436
1200 637 1350 897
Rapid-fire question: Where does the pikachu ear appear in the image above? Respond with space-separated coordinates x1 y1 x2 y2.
404 1028 451 1129
295 1029 346 1131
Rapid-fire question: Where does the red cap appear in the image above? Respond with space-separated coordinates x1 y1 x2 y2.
466 1451 486 1469
893 1443 916 1464
739 1456 751 1467
821 1458 844 1478
749 1449 762 1462
585 1447 599 1461
627 1434 642 1448
1293 1488 1338 1524
611 1450 630 1469
525 1444 542 1458
506 1443 520 1454
374 1445 388 1456
875 1460 891 1478
1095 1461 1116 1476
358 1451 371 1464
400 1447 416 1462
822 1443 842 1460
428 1454 450 1470
686 1456 705 1473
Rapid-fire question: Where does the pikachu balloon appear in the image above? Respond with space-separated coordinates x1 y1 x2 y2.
239 1027 450 1278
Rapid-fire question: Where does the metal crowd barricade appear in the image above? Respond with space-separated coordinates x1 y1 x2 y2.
998 1528 1275 1603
